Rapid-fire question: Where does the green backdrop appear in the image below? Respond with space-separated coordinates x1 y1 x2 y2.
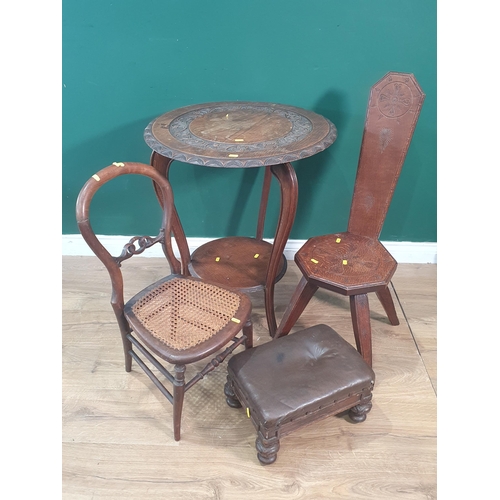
62 0 436 242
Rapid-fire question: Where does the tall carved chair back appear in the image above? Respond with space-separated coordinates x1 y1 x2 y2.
275 72 425 368
348 72 425 239
76 162 253 441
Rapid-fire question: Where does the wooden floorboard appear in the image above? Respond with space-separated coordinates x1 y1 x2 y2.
390 264 437 394
62 256 437 499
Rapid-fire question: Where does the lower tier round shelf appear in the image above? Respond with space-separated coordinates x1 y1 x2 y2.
189 236 287 293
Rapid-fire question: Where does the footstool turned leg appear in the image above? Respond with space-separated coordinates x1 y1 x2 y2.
348 392 373 423
256 431 280 465
224 377 242 408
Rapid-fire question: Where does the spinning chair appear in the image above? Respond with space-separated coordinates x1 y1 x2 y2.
76 162 253 441
275 72 425 367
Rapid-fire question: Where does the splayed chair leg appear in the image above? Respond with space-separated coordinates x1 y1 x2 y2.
376 285 400 326
275 276 318 339
350 294 372 367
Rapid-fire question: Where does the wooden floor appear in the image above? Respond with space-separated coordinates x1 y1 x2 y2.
62 256 436 499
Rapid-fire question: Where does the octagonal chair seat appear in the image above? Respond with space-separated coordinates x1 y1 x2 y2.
274 72 425 368
294 232 397 295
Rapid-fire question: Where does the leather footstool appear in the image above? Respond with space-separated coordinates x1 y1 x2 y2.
224 324 375 464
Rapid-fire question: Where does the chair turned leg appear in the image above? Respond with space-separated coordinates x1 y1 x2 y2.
256 431 280 465
376 285 400 326
124 347 133 372
350 294 373 367
114 312 132 372
173 364 186 441
275 276 319 339
224 377 242 408
348 393 373 423
243 319 253 349
121 334 132 372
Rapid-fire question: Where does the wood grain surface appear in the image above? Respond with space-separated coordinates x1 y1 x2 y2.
144 101 337 168
63 257 436 499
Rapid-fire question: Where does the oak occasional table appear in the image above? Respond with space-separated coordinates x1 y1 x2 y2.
144 101 337 337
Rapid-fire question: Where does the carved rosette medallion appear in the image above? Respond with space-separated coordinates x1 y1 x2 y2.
377 81 413 118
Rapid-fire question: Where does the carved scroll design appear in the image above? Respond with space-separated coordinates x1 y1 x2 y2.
115 232 164 264
144 128 337 168
144 102 337 168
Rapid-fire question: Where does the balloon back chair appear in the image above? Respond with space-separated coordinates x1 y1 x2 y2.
76 162 253 441
275 72 425 367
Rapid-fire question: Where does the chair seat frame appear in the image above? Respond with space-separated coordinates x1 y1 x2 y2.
76 162 253 440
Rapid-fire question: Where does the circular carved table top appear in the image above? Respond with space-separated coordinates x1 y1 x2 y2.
144 101 337 168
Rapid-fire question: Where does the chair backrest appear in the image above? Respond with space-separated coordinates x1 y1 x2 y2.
347 72 425 239
75 162 191 316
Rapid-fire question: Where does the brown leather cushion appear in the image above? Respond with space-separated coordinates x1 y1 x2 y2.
228 324 375 428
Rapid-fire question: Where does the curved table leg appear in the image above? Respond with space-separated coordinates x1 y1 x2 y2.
150 154 298 337
256 166 272 241
150 152 190 276
265 162 298 337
